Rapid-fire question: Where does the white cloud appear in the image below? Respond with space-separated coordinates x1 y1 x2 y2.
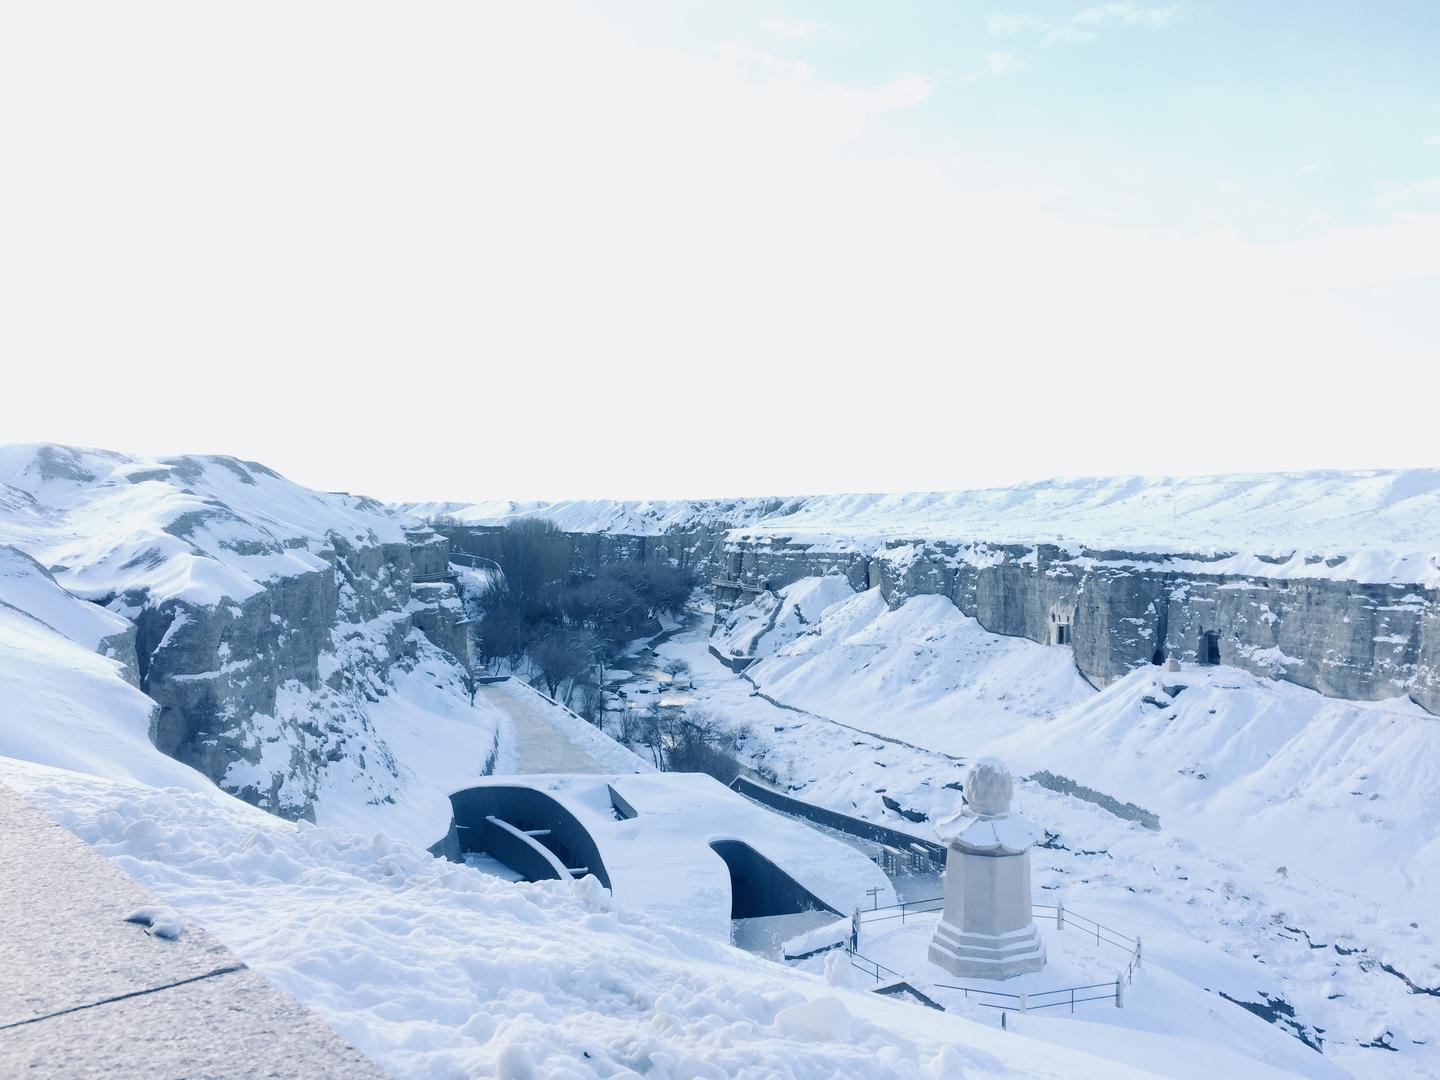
986 51 1026 75
761 18 822 40
1074 3 1180 28
1042 25 1099 47
1424 134 1440 147
1376 177 1440 205
715 43 815 83
986 13 1050 35
990 3 1174 55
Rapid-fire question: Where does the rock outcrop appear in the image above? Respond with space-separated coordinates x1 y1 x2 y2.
0 445 473 819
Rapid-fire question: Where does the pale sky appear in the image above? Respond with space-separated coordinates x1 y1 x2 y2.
2 2 1437 503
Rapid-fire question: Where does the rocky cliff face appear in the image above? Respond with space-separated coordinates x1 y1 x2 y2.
0 445 473 819
442 522 734 582
716 536 1440 714
430 475 1440 716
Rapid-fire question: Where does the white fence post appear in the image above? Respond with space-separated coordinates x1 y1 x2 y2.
1018 991 1027 1015
1115 975 1125 1009
1056 898 1065 930
1135 935 1142 970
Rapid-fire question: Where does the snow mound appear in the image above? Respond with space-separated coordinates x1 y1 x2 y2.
746 588 1094 739
0 581 222 796
713 572 857 661
984 663 1440 918
0 544 132 653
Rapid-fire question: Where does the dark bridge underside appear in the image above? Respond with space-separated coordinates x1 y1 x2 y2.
709 839 837 919
438 785 612 890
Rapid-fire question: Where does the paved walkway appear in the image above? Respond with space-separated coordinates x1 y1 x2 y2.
475 681 620 774
0 784 385 1079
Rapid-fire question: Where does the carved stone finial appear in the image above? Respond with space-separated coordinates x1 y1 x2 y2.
965 756 1013 818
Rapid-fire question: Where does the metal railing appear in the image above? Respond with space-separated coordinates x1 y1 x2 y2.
710 577 764 593
449 551 503 571
846 898 1142 1014
855 896 944 926
848 951 908 985
931 980 1124 1014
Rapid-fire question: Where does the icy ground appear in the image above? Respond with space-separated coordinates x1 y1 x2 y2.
637 589 1440 1078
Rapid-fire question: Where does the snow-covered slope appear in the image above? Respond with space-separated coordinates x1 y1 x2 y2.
747 588 1094 735
0 544 135 658
986 664 1440 920
712 572 858 661
719 580 1440 923
0 557 219 796
420 468 1440 585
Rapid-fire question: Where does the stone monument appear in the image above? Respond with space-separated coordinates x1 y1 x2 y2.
928 756 1046 979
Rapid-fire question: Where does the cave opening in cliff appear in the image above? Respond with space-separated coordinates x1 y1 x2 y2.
1200 631 1221 665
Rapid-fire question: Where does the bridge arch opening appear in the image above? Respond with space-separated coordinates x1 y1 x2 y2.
708 839 837 919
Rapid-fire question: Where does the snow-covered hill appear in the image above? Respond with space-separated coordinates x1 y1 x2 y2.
0 444 412 607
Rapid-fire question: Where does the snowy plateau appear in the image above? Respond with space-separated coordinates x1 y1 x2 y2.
4 445 1440 1079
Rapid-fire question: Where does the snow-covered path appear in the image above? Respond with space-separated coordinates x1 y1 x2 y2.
480 679 648 775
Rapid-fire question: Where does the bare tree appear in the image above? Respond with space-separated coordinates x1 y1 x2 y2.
637 703 669 768
665 708 742 782
574 673 607 727
527 630 595 700
616 707 644 748
495 518 568 614
661 658 690 688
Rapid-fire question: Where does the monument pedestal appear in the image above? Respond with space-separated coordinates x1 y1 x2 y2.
928 899 1047 979
927 757 1047 981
